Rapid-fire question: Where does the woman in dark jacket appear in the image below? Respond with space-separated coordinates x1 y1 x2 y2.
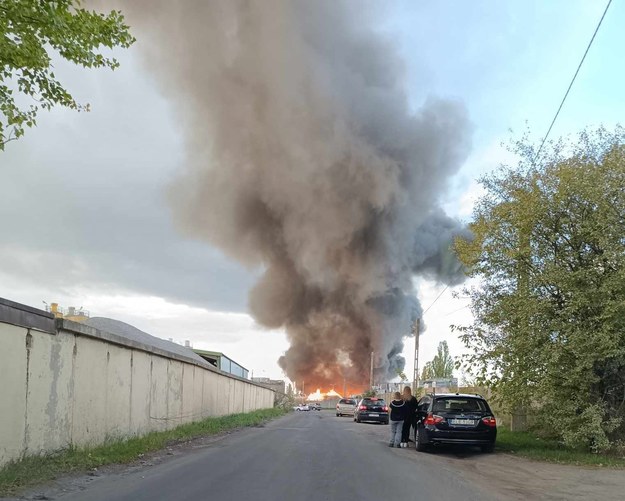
401 386 418 447
389 392 406 447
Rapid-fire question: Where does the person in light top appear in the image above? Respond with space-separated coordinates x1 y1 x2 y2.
388 392 407 448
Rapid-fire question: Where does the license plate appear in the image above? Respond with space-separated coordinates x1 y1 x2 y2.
369 413 379 417
450 419 475 426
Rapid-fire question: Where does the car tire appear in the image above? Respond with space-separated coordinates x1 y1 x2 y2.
336 413 340 417
481 443 495 453
415 428 428 452
383 420 389 425
356 417 361 423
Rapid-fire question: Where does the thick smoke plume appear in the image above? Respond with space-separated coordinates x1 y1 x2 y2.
125 1 471 389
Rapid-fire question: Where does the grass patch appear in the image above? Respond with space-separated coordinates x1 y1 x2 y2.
496 428 625 467
0 407 285 497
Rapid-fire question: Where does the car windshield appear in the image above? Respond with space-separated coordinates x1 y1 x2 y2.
340 399 356 405
433 398 486 413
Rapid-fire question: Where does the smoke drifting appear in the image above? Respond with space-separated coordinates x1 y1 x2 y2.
125 1 471 388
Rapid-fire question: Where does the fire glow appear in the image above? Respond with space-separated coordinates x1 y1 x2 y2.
306 388 343 401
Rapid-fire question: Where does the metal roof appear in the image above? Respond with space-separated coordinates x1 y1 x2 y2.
84 317 207 365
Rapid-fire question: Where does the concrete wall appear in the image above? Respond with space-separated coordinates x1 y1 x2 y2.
0 299 274 467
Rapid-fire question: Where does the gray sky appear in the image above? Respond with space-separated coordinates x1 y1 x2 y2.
1 0 623 384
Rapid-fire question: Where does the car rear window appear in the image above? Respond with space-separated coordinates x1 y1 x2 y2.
433 398 486 412
339 399 356 405
363 399 385 407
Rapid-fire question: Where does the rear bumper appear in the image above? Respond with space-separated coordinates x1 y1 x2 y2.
423 427 496 446
357 413 389 423
429 437 494 446
336 408 356 415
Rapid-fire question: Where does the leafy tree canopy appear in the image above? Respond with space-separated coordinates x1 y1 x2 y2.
0 0 134 149
454 126 625 452
421 341 455 380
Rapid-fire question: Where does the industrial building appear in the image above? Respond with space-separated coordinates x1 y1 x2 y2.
194 349 249 379
251 377 286 395
45 302 90 323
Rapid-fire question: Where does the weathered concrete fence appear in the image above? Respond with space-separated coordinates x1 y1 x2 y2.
0 298 274 467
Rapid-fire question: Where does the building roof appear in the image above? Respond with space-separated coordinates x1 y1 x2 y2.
84 317 207 366
193 349 249 371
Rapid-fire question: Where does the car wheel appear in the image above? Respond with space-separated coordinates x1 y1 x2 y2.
415 428 428 452
356 416 361 423
336 413 340 417
383 420 389 425
481 443 495 453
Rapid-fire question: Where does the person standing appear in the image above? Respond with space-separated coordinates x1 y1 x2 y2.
388 392 406 448
401 386 418 447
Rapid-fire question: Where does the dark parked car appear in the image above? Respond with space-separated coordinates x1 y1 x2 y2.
415 393 497 453
354 397 389 424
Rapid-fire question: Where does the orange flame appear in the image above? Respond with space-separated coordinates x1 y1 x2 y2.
306 388 353 401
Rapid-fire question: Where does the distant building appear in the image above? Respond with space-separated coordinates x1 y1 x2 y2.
251 377 285 395
46 302 90 323
377 382 407 393
421 377 459 393
193 349 249 379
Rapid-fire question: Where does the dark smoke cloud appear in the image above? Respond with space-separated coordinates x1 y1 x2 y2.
123 0 472 388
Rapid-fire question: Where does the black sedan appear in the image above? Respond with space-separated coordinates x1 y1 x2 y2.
354 397 389 424
414 393 497 453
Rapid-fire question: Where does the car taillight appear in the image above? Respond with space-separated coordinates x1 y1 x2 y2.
383 406 389 412
336 404 339 409
482 416 497 427
359 405 367 410
423 413 444 425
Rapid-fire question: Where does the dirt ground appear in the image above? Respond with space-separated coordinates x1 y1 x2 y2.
410 442 625 501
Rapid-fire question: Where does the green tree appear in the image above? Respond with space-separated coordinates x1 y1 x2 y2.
454 126 625 452
0 0 135 149
395 369 408 382
421 341 455 380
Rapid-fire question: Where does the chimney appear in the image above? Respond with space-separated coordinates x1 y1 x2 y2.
185 340 191 348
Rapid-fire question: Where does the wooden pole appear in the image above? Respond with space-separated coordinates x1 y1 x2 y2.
369 351 374 390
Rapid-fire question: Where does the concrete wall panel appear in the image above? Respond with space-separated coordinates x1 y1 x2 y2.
130 350 151 435
72 336 108 446
192 366 205 420
166 360 183 429
105 344 132 439
149 355 169 432
181 363 195 424
0 323 27 466
24 332 74 455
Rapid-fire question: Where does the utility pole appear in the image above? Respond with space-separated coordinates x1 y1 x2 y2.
343 378 346 398
369 351 374 390
412 318 420 395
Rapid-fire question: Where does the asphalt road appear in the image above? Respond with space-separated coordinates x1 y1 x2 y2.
46 411 495 501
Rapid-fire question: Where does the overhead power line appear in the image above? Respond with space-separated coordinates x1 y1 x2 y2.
532 0 613 165
422 284 449 316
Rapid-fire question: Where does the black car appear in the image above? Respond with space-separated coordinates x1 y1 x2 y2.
354 397 389 424
415 393 497 453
